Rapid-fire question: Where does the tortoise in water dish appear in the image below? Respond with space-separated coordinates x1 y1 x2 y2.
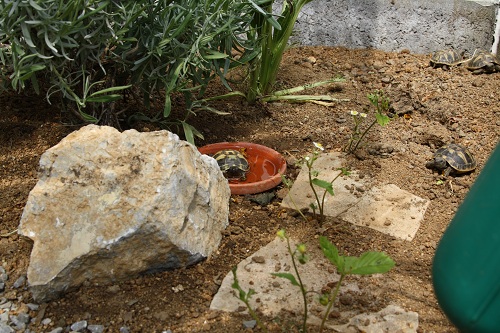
213 149 250 181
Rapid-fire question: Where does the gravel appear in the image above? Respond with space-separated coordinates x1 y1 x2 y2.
0 265 134 333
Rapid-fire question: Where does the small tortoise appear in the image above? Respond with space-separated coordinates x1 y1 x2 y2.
466 49 500 74
213 149 250 181
425 143 476 176
430 49 467 70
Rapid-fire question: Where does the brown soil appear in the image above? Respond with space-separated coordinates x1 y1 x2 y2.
1 46 499 333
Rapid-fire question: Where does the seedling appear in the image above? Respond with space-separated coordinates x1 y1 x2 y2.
231 267 269 333
317 236 395 332
344 90 391 154
231 230 396 333
284 143 349 225
273 229 310 332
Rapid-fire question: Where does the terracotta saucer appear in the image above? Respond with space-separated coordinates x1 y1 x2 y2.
198 142 287 195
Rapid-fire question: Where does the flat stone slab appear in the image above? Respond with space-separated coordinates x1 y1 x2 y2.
330 304 419 333
281 152 429 241
210 238 418 331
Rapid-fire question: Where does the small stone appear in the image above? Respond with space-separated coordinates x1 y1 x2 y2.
305 56 317 64
87 325 105 333
9 313 30 330
12 275 26 289
153 311 170 321
339 293 354 305
243 320 257 329
0 301 11 309
106 285 121 294
26 303 40 311
70 320 88 332
252 256 266 264
372 61 386 70
0 322 14 333
48 328 64 333
41 318 52 325
0 268 7 285
172 284 185 293
119 327 130 333
381 76 392 83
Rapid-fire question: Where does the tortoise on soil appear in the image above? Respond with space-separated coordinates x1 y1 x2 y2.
213 149 250 181
425 143 477 176
430 49 467 70
466 49 500 74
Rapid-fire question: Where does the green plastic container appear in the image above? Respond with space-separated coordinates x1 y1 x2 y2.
432 143 500 333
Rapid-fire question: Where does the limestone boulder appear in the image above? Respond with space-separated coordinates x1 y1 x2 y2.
18 125 230 302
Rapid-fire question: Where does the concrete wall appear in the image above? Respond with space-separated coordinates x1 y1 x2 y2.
280 0 498 54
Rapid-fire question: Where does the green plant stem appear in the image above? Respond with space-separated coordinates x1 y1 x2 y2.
288 191 309 223
244 300 268 332
232 268 269 333
344 117 361 152
319 274 345 333
319 170 344 216
351 118 377 152
286 237 309 333
307 162 323 221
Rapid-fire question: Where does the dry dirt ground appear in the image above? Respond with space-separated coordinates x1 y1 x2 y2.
1 46 499 333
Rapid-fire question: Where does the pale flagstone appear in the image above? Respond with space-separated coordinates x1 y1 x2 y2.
339 184 429 241
210 237 360 326
18 125 230 302
281 152 429 241
330 304 419 333
211 238 418 331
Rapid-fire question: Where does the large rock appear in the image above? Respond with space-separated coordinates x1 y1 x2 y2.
18 125 230 302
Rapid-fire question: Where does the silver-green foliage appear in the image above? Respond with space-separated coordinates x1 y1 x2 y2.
0 0 262 142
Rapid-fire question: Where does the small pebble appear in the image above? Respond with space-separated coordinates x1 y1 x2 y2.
48 328 64 333
41 318 52 325
242 319 257 329
9 313 30 330
0 322 14 333
88 324 105 333
0 301 12 309
70 320 88 332
26 303 39 311
12 275 26 289
252 256 266 264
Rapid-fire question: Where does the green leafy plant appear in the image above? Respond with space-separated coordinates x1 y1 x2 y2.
273 229 311 332
242 0 348 104
231 266 269 332
344 90 391 153
0 0 267 143
284 143 349 225
317 235 395 332
231 230 396 333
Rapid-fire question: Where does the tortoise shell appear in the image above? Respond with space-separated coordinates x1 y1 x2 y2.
430 49 464 69
213 149 250 180
425 143 477 176
466 49 500 74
